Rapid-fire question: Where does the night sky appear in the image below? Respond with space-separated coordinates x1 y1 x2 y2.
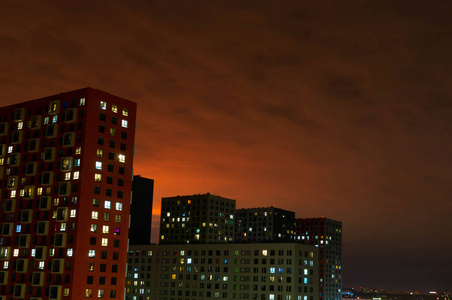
1 0 451 292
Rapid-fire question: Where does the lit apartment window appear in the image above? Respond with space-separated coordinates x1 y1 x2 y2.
73 171 79 179
80 98 86 105
110 128 116 136
100 101 107 110
70 209 76 217
95 161 102 170
91 224 97 232
64 172 71 180
74 159 81 167
118 154 125 163
98 289 105 298
121 119 128 128
94 174 102 182
115 203 122 211
102 226 109 234
112 105 118 113
122 108 128 116
115 215 121 223
104 201 111 209
67 249 73 257
88 250 95 258
64 288 70 296
92 211 98 220
75 147 82 155
52 115 58 123
101 238 108 246
97 149 103 157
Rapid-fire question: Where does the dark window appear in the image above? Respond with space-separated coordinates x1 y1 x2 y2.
100 113 106 121
108 152 114 160
111 277 117 285
112 252 119 260
87 276 93 284
120 143 126 151
117 191 123 199
108 165 114 172
118 179 123 186
111 116 117 124
90 237 96 245
119 167 125 175
99 125 105 133
101 251 107 259
94 187 101 195
106 189 112 197
99 276 106 285
113 239 120 247
109 140 115 148
98 137 104 145
112 265 118 273
121 131 127 139
100 264 107 272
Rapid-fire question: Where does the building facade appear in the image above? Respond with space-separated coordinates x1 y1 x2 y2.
159 194 235 244
294 218 342 300
235 207 295 243
129 175 154 245
126 243 319 300
0 88 136 300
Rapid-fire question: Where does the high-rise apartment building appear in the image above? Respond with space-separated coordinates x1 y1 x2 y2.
294 217 342 300
129 175 154 245
235 206 295 243
159 193 235 244
0 88 136 300
126 243 319 300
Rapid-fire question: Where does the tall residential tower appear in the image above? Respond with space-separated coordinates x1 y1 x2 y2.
295 217 342 300
0 88 136 300
159 193 236 244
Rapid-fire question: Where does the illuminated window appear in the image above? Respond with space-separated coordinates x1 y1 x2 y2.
67 249 73 257
115 203 122 211
110 128 116 136
97 149 103 157
95 161 102 170
52 115 58 123
104 213 110 221
101 238 108 247
94 174 102 182
102 226 109 234
98 289 105 298
112 105 118 113
64 288 70 296
74 159 81 167
88 250 95 258
8 146 13 153
18 122 23 130
121 120 128 128
100 101 107 110
65 172 71 180
91 211 98 220
75 147 82 155
118 154 125 163
70 209 76 218
80 98 86 106
104 201 111 209
122 108 128 116
90 224 97 232
115 215 121 223
73 171 79 180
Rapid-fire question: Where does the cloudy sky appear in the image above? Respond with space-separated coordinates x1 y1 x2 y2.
1 0 451 291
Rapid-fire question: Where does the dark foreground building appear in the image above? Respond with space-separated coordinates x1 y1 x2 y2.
129 175 154 245
0 88 136 300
